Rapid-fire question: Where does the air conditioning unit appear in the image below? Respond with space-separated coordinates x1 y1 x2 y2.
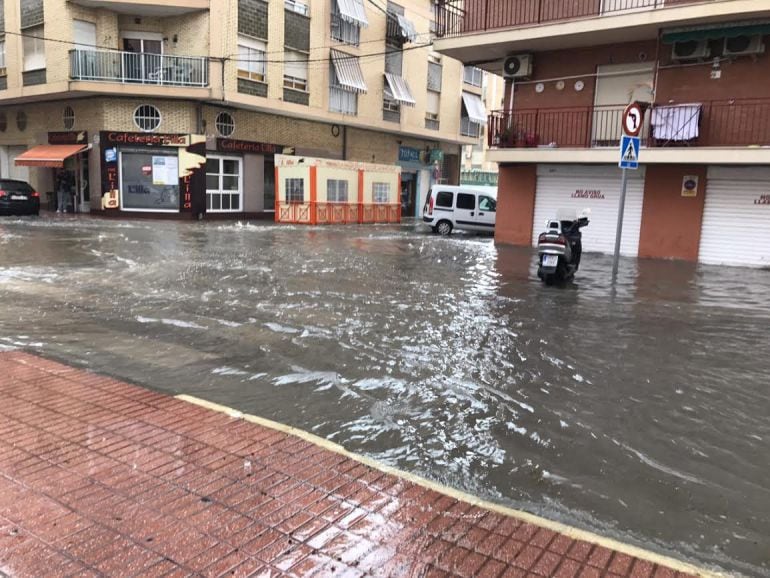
502 54 533 79
672 40 710 61
723 34 765 57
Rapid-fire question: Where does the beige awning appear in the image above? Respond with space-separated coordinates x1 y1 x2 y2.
331 49 368 93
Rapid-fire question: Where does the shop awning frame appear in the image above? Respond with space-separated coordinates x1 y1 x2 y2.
14 144 90 168
330 49 368 93
336 0 368 27
461 92 487 125
662 22 770 44
384 72 416 107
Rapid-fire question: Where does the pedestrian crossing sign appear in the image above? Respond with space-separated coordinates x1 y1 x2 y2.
619 135 640 169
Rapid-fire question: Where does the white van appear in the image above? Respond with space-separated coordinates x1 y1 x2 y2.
422 185 497 235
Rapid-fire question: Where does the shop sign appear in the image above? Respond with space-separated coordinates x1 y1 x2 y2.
102 131 189 147
398 146 421 163
429 149 444 163
572 189 605 199
217 138 285 155
681 175 699 197
104 148 117 163
48 131 88 145
755 194 770 205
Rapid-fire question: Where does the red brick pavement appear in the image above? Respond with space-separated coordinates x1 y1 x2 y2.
0 351 709 578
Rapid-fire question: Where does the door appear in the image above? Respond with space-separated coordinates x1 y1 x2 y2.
699 167 770 267
533 165 645 256
401 172 416 217
73 20 97 79
123 36 162 83
592 63 654 146
476 194 496 230
206 156 242 212
455 191 478 230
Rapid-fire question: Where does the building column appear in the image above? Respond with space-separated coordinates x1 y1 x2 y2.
638 164 706 262
495 163 537 246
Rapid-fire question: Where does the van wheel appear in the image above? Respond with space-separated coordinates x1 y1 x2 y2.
436 220 453 236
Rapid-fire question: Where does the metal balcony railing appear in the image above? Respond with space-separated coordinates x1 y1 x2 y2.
435 0 704 38
69 49 209 87
487 99 770 150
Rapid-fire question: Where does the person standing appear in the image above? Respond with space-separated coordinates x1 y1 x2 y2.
56 175 71 213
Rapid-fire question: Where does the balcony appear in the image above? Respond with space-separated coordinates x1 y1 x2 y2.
70 0 208 16
70 49 209 87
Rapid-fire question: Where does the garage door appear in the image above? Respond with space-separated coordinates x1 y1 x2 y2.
532 165 645 256
700 167 770 267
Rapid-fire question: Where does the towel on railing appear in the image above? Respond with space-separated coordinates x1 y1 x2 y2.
651 104 702 141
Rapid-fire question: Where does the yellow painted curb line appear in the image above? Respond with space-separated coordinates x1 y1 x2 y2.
175 394 725 578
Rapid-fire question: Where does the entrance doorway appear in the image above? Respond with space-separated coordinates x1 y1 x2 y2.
401 172 417 217
122 34 163 83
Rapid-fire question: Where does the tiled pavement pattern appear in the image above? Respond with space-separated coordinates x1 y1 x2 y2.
0 351 703 578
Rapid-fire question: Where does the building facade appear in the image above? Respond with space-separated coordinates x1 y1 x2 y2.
434 0 770 267
0 0 481 219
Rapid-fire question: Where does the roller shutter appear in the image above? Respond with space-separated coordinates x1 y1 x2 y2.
533 165 645 256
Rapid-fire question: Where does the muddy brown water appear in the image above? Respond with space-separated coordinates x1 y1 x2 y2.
1 217 768 576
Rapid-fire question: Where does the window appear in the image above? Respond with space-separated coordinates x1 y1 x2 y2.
463 66 483 87
22 26 45 71
329 63 358 115
133 104 161 132
435 191 453 208
384 47 402 76
284 50 308 91
286 178 304 202
285 0 308 15
327 179 349 202
215 111 235 137
63 106 75 130
16 111 27 132
0 41 6 75
238 36 266 83
427 61 442 92
331 2 361 46
206 156 242 212
426 89 440 130
373 182 390 204
479 196 496 212
120 151 179 211
457 193 475 210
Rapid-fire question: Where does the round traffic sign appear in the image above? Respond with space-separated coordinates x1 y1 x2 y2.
622 102 644 137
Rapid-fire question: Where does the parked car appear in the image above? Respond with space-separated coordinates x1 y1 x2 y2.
0 179 40 216
422 185 496 235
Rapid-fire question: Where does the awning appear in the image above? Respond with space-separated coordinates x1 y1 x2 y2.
14 144 89 168
396 14 418 42
461 92 487 125
384 73 416 107
662 22 770 44
336 0 368 27
330 49 368 93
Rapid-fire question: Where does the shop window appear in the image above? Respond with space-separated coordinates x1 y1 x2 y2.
327 179 349 203
63 106 75 130
16 111 27 132
215 112 235 137
285 177 304 202
238 36 266 83
284 50 308 91
373 182 390 204
120 151 179 212
22 26 45 71
206 156 242 212
133 104 161 132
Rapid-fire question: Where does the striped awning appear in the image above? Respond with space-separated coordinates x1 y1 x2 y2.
384 73 416 107
336 0 368 27
14 144 89 168
330 49 368 93
396 14 418 42
461 92 487 125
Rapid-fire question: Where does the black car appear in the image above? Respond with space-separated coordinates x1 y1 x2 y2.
0 179 40 216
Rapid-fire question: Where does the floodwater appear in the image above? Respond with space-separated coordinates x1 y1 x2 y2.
0 216 768 577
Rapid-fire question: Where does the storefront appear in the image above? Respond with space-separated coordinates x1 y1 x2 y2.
397 146 437 218
532 164 645 256
98 132 206 218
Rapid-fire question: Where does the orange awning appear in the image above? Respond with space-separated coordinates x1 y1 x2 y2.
14 144 89 168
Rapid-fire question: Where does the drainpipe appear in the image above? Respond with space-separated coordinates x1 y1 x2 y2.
342 125 348 160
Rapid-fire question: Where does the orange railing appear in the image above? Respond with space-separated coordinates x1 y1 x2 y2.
276 202 400 225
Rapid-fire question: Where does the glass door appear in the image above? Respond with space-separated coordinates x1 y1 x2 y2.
123 37 162 83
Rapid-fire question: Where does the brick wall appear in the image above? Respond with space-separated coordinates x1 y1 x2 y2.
20 0 43 29
238 0 269 39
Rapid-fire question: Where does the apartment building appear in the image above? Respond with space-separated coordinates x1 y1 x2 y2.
0 0 483 220
434 0 770 267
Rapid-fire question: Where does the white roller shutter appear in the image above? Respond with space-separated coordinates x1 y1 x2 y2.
533 165 645 256
700 166 770 267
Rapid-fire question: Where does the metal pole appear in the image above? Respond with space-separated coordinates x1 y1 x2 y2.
611 168 629 283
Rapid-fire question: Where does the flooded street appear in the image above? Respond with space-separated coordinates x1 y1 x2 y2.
0 216 768 577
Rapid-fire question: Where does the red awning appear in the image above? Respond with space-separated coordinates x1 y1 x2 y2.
14 144 89 168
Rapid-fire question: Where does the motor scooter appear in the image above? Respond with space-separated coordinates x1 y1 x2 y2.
537 213 590 285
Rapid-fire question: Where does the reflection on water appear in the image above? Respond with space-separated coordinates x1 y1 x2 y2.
0 216 769 577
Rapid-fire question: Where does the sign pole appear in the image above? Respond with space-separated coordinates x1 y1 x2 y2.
611 168 629 283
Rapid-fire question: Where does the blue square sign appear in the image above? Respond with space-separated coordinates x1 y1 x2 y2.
619 135 640 169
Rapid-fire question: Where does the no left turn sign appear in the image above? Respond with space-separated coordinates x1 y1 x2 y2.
623 102 644 137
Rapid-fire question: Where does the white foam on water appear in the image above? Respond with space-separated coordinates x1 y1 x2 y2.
265 322 300 334
212 366 249 376
135 316 207 330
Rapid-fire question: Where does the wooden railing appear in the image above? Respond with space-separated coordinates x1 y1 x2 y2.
276 202 401 225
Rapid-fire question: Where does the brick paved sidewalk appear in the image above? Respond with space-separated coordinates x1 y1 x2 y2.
0 351 711 578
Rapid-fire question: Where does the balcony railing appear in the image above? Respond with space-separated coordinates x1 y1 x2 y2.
435 0 702 37
488 99 770 150
69 49 209 87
